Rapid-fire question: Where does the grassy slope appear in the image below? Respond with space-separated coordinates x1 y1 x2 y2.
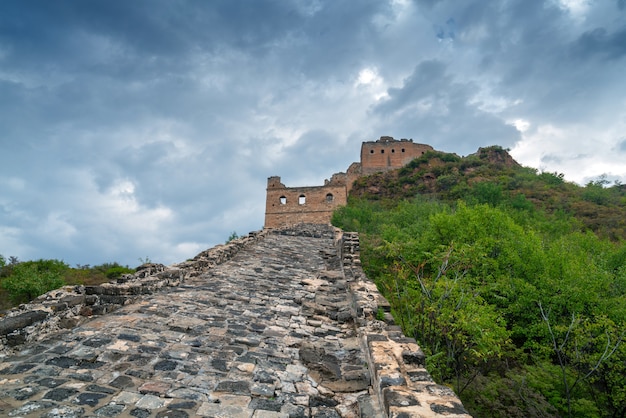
349 146 626 241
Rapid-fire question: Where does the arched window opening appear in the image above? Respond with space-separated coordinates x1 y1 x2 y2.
326 193 334 203
370 149 374 154
401 148 405 153
279 196 287 205
391 149 395 153
298 194 306 205
381 149 385 154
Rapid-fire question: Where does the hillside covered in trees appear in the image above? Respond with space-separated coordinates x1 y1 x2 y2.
332 147 626 418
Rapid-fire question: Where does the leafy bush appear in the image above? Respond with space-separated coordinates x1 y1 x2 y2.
470 181 503 206
538 171 565 186
582 181 611 205
0 259 135 307
105 266 135 279
226 231 239 243
436 174 459 191
1 260 67 303
333 195 626 417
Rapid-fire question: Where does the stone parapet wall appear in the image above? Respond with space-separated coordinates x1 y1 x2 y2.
341 231 471 417
0 230 267 353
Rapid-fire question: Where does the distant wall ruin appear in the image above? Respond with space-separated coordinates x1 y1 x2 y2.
360 136 433 176
264 136 434 229
264 175 348 229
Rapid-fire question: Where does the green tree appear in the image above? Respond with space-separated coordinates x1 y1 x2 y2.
471 182 503 206
2 260 67 303
105 265 135 279
390 248 510 393
226 231 239 243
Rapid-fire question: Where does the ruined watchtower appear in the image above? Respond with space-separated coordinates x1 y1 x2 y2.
264 136 434 229
264 174 348 229
359 136 433 175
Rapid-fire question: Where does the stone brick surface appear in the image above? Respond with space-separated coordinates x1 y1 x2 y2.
0 225 471 417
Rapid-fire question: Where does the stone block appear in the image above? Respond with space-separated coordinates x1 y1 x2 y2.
401 349 426 366
0 310 48 335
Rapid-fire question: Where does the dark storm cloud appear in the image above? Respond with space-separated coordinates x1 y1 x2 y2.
373 60 520 154
1 0 624 266
376 60 452 114
2 0 392 79
1 1 292 67
571 27 626 60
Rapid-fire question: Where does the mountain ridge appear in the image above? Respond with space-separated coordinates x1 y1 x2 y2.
348 145 626 241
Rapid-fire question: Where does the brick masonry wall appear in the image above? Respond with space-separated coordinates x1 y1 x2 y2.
360 139 433 176
264 137 435 229
265 177 347 229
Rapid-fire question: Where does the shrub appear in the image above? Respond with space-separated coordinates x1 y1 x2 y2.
226 231 239 243
2 262 66 303
538 171 565 186
105 266 135 279
471 181 503 206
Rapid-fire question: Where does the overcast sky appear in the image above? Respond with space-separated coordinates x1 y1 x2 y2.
1 0 625 267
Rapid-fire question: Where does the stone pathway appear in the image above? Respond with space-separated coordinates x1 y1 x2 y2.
0 228 376 417
0 226 471 417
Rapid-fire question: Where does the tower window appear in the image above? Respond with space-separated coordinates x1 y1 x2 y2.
279 196 287 205
370 149 374 154
401 148 405 153
391 149 395 153
298 195 306 205
381 149 385 154
326 193 334 202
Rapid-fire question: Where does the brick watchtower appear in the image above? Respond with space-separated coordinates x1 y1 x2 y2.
360 136 433 176
264 136 434 229
264 175 348 229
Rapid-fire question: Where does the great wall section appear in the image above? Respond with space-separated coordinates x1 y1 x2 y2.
265 137 433 229
0 137 471 417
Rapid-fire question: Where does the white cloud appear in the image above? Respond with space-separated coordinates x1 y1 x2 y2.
355 67 388 101
0 226 30 261
508 119 531 133
1 177 26 191
41 212 78 241
511 122 626 185
556 0 592 20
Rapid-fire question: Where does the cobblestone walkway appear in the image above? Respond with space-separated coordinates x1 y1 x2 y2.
0 230 377 417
